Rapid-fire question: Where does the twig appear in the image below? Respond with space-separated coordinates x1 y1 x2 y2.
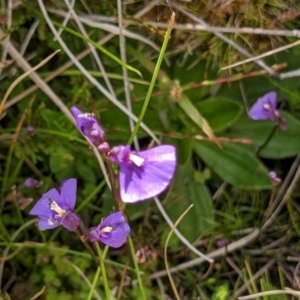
92 18 300 37
29 286 46 300
150 228 259 279
238 288 300 300
20 20 40 57
222 38 300 70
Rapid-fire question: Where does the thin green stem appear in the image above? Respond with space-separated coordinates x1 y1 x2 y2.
95 242 111 299
127 13 175 145
86 266 101 300
128 236 147 300
76 180 106 212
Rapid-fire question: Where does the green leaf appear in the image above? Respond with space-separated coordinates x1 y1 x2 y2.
260 111 300 158
172 138 192 165
49 143 74 173
163 164 214 245
193 141 272 189
197 98 243 132
211 282 230 300
178 94 216 138
227 112 300 159
41 109 73 133
101 101 164 140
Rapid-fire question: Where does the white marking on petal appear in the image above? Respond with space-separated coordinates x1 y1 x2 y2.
49 199 67 218
129 154 145 167
100 226 114 233
47 218 57 225
263 103 271 111
78 113 94 118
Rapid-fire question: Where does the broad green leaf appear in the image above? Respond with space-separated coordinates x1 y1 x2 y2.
193 141 272 189
197 98 243 132
227 111 300 159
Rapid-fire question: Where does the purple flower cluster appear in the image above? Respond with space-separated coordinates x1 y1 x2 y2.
71 107 177 203
249 91 287 130
29 106 177 249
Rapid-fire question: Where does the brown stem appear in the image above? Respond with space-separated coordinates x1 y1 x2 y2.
77 226 99 265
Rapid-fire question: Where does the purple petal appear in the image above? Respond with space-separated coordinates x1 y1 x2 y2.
71 106 104 146
99 222 130 248
109 145 130 164
87 212 131 247
119 146 176 203
249 91 278 120
100 211 126 228
23 178 43 188
87 226 99 242
26 126 35 134
29 188 61 217
60 178 77 210
61 212 81 231
37 217 60 230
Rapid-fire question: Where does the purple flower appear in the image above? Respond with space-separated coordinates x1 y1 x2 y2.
216 238 228 248
87 212 130 248
23 178 43 188
71 106 109 152
29 178 81 231
109 145 176 203
249 91 280 121
269 171 281 185
26 126 35 134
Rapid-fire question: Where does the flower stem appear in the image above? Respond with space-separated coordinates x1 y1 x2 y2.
106 161 125 212
86 266 101 300
256 125 278 157
127 12 175 146
128 236 147 300
95 242 111 299
77 227 99 265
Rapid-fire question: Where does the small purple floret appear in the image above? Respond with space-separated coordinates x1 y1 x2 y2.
71 106 108 151
269 171 281 185
26 126 35 134
87 212 130 248
24 178 43 188
249 91 279 121
109 145 176 203
29 178 81 231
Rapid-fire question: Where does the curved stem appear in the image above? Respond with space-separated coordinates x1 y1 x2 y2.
256 125 278 157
